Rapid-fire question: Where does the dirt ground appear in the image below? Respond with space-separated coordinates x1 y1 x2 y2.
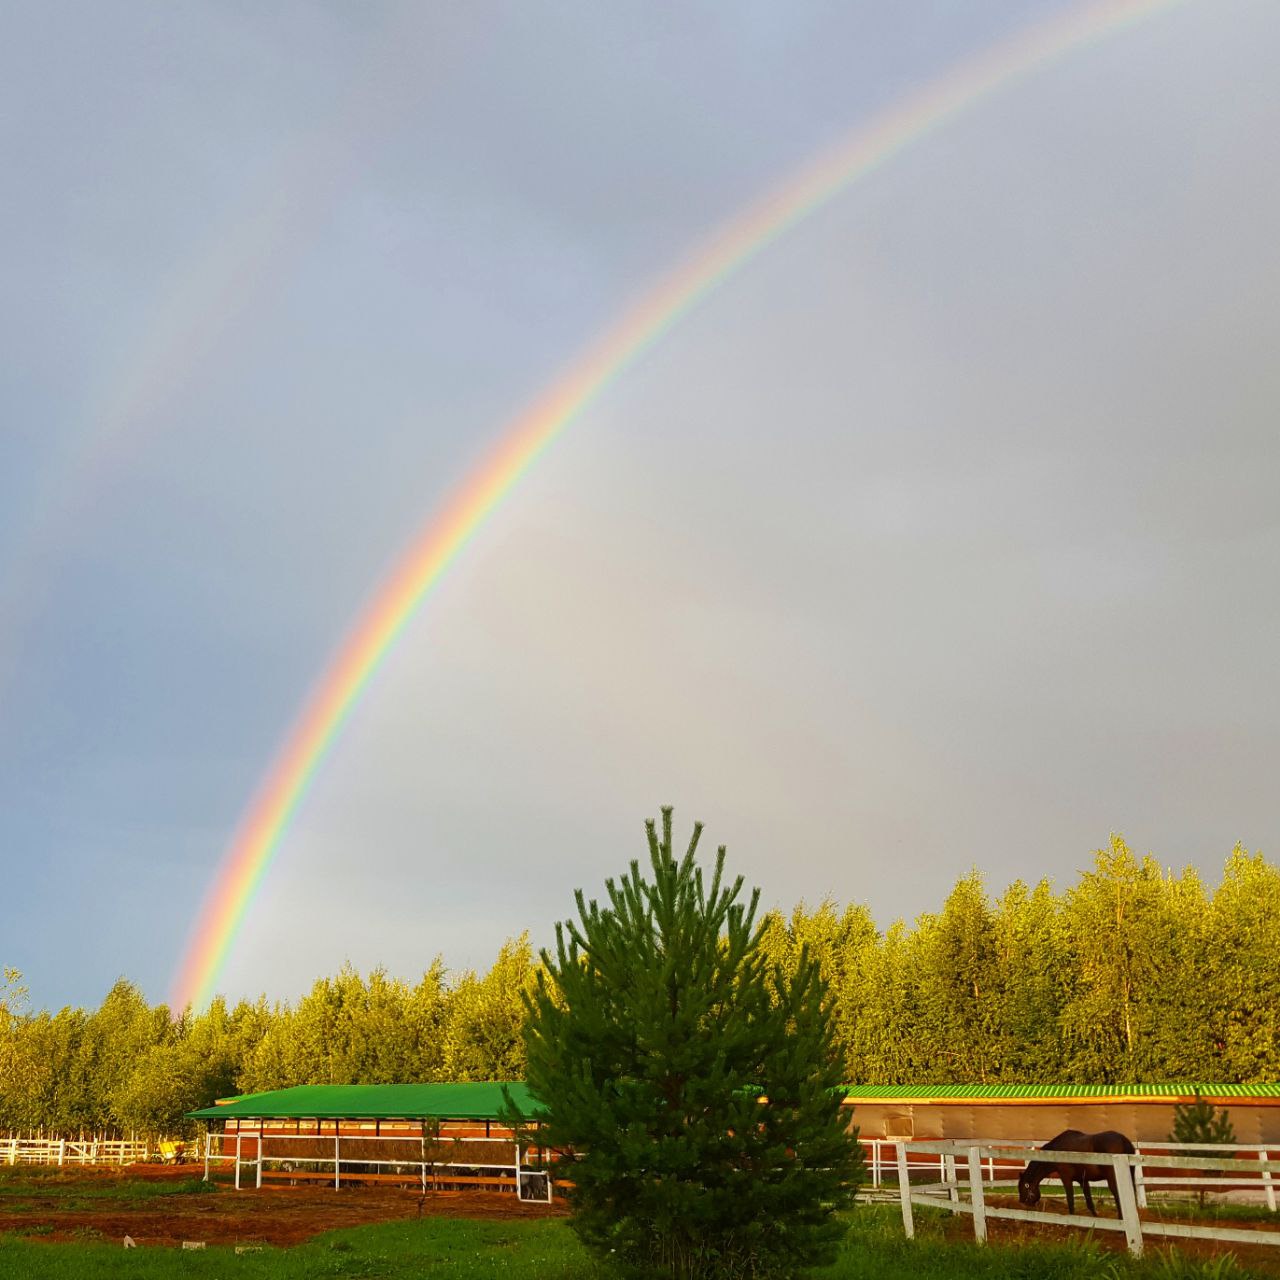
0 1164 565 1248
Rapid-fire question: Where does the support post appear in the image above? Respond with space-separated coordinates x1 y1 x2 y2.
1113 1152 1143 1257
203 1132 210 1182
256 1132 263 1189
967 1146 987 1245
872 1140 881 1189
943 1151 959 1203
1261 1150 1276 1214
896 1142 914 1240
234 1127 242 1190
516 1145 523 1202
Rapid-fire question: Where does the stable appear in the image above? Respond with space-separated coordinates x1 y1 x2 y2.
840 1083 1280 1145
187 1082 551 1199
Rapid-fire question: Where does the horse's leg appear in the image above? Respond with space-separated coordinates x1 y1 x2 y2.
1062 1171 1075 1215
1082 1177 1097 1217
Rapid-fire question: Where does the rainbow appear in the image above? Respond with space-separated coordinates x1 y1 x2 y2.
171 0 1188 1011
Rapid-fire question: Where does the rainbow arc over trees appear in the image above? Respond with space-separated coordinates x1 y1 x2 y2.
172 0 1186 1011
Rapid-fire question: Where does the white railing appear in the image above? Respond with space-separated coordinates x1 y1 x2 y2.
862 1137 1280 1209
893 1139 1280 1258
202 1130 554 1203
864 1138 1003 1191
1 1137 153 1167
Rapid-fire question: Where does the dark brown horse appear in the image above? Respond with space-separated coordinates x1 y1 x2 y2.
1017 1129 1136 1217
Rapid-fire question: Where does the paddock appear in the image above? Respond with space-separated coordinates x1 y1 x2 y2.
187 1082 555 1201
893 1137 1280 1258
189 1080 1280 1210
840 1083 1280 1145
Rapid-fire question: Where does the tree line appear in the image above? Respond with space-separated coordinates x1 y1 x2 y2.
3 838 1277 1137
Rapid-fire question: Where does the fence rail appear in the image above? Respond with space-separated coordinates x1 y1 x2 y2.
892 1139 1280 1257
1 1137 153 1167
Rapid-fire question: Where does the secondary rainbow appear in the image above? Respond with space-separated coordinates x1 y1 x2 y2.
172 0 1188 1011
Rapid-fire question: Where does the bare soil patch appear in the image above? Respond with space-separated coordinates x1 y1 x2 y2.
0 1165 563 1248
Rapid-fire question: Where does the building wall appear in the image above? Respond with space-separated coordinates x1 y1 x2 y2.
846 1101 1280 1145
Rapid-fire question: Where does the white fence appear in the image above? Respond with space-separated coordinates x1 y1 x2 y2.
203 1130 554 1203
2 1137 153 1167
892 1138 1280 1258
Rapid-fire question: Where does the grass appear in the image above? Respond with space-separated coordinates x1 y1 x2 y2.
0 1169 214 1218
814 1205 1268 1279
1147 1201 1280 1226
0 1202 1273 1279
0 1169 214 1202
0 1216 606 1278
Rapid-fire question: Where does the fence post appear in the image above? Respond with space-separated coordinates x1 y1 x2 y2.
1261 1150 1277 1214
1134 1153 1147 1209
943 1151 959 1203
896 1142 914 1240
203 1132 210 1182
967 1146 987 1245
234 1128 242 1190
58 1139 65 1167
334 1128 340 1190
256 1133 263 1189
1113 1152 1143 1257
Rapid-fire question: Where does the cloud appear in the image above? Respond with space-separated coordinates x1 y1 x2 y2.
5 0 1280 1006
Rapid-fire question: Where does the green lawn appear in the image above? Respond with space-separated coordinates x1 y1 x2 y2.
0 1168 212 1207
0 1202 1268 1279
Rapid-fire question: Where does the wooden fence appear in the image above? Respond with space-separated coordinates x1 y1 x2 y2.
202 1130 555 1202
893 1138 1280 1258
1 1137 153 1166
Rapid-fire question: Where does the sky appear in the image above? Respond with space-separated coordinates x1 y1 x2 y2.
3 0 1279 1011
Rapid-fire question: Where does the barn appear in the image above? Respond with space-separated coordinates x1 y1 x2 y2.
187 1082 552 1198
840 1083 1280 1145
190 1080 1280 1196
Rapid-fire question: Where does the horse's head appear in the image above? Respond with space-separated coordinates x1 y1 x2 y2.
1017 1168 1041 1207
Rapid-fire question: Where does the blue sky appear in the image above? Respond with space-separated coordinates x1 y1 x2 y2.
3 0 1279 1009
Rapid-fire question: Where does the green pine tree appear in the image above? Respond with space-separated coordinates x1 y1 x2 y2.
1170 1090 1236 1207
511 807 863 1280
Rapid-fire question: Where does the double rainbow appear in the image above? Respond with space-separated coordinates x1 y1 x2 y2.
171 0 1186 1011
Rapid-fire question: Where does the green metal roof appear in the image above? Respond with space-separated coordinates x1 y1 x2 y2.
838 1083 1280 1101
187 1082 542 1122
188 1080 1280 1122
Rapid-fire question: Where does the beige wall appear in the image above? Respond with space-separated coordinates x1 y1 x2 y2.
847 1101 1280 1145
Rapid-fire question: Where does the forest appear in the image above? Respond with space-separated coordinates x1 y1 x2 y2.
3 837 1278 1137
